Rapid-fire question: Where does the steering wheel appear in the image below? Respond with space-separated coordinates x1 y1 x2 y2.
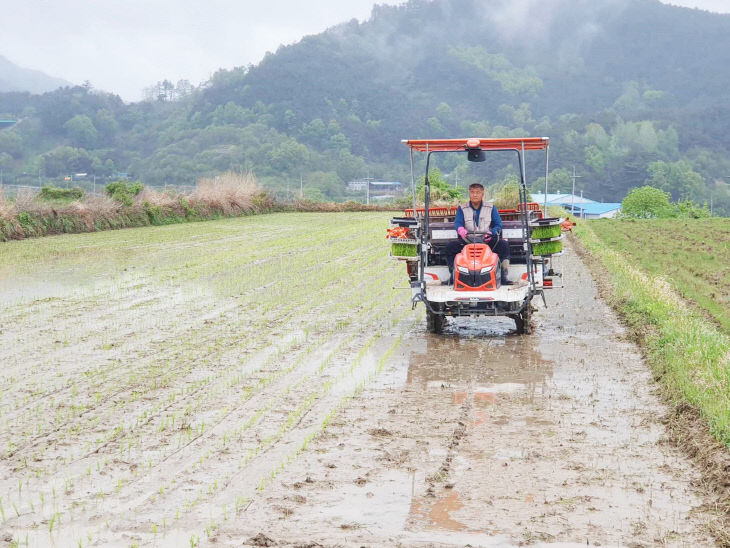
461 230 497 244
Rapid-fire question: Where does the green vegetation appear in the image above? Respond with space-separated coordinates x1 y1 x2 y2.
105 181 143 206
416 169 464 203
39 186 84 202
621 186 710 219
589 218 730 332
574 219 730 446
493 180 531 210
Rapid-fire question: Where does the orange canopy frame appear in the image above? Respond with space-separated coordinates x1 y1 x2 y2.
402 137 549 152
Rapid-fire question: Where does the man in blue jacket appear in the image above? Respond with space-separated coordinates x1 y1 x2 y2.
444 183 512 285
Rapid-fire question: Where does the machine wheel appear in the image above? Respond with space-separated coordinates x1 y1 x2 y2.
511 309 532 335
426 307 445 334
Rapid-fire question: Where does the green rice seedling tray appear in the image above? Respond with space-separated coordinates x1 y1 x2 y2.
391 242 418 259
529 233 564 244
532 240 563 256
530 224 561 239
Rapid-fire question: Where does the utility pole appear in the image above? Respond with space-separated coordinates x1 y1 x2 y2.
570 166 583 217
364 176 374 205
299 174 303 198
93 174 96 195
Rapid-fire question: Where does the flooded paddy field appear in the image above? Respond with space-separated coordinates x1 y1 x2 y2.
0 213 721 547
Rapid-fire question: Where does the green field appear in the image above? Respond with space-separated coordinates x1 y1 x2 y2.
574 218 730 448
0 212 412 545
589 218 730 333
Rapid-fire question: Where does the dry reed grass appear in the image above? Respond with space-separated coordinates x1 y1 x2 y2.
0 190 16 220
192 172 260 215
83 193 122 216
13 188 46 214
135 187 179 209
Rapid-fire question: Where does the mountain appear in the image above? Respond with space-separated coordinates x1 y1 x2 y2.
0 55 72 94
0 0 729 213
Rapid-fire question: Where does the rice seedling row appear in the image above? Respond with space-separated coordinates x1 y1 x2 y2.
4 296 399 539
0 234 383 426
1 255 392 486
0 227 374 397
0 246 389 464
1 212 414 545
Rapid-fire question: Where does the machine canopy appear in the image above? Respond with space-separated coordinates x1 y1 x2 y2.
402 137 549 152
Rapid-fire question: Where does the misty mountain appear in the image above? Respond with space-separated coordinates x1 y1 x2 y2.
0 55 72 94
1 0 729 212
200 0 730 153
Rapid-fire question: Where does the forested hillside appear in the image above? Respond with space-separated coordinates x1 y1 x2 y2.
1 0 729 213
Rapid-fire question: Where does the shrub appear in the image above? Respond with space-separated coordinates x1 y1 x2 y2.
675 200 710 219
415 168 464 203
39 186 84 201
105 181 144 206
621 186 673 218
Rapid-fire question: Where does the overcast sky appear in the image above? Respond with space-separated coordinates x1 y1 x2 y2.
1 0 728 102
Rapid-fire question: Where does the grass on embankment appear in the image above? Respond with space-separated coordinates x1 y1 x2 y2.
572 219 730 448
0 172 395 243
0 173 273 242
590 218 730 333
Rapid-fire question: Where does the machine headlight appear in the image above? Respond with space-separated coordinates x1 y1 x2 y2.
480 266 494 274
456 266 469 274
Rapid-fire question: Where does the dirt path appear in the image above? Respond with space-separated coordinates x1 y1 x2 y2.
219 240 719 547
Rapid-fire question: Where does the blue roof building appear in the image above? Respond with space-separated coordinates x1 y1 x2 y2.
530 192 620 218
567 202 622 219
530 193 598 205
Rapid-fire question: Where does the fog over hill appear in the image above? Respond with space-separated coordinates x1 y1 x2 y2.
0 55 72 94
0 0 729 213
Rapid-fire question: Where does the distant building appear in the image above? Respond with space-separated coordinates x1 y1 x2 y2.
568 203 622 219
530 192 620 219
530 193 598 205
347 180 403 192
347 180 367 191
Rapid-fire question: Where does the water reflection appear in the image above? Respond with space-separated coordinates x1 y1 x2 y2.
405 323 553 403
399 320 554 535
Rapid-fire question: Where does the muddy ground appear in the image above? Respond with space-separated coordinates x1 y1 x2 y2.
223 240 720 548
0 216 722 547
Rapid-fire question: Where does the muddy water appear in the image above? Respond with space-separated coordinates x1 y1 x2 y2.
220 240 718 547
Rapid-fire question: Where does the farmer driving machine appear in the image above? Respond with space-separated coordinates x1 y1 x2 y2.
388 138 563 334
